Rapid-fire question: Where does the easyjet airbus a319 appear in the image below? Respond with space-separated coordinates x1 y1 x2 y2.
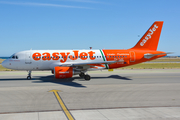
2 21 169 80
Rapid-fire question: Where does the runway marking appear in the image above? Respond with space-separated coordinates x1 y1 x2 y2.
49 90 75 120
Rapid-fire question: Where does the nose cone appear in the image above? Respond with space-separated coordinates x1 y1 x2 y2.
2 60 8 68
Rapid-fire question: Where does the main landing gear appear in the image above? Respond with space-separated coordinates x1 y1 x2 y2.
27 71 31 80
79 72 91 81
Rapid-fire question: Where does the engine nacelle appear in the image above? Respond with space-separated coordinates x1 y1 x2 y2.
54 66 73 79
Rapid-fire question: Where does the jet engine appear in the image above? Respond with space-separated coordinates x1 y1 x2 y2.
54 66 73 79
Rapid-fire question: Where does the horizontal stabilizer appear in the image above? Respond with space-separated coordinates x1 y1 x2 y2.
144 52 173 59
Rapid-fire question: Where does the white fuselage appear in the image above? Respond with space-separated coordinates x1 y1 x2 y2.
2 50 106 71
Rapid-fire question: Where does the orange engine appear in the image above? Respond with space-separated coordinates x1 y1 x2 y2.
54 66 73 79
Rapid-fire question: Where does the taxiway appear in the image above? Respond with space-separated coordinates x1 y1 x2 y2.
0 69 180 120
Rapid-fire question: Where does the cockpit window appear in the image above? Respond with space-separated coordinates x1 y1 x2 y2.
11 55 18 59
12 56 15 59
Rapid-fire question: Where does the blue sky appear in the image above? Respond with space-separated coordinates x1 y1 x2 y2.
0 0 180 56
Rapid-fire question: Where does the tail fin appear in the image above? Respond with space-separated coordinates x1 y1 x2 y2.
131 21 163 50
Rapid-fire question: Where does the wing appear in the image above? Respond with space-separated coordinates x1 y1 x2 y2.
49 60 124 70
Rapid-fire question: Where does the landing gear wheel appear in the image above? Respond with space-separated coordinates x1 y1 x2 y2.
79 72 85 78
27 76 31 80
84 75 91 81
27 71 32 80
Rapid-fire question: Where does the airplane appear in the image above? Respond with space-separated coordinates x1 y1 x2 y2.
2 21 169 80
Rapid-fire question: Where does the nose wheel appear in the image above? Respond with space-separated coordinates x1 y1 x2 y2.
27 71 32 80
27 76 31 80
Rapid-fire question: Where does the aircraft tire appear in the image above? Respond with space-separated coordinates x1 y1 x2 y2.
27 76 31 80
84 75 91 81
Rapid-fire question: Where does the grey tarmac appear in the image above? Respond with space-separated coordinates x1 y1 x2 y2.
0 69 180 120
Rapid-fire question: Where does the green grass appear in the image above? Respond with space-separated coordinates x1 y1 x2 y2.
121 63 180 69
0 65 14 71
0 59 5 64
149 58 180 62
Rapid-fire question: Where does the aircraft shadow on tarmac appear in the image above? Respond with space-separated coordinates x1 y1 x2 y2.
0 75 132 88
33 75 87 88
32 75 132 87
92 75 132 80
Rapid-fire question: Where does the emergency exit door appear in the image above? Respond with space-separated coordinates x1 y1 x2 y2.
130 51 135 62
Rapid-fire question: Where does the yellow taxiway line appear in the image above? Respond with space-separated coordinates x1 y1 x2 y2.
49 90 74 120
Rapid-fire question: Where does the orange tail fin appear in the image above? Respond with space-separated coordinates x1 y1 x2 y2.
131 21 163 51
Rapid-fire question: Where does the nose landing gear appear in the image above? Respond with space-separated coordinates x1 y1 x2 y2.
27 71 31 80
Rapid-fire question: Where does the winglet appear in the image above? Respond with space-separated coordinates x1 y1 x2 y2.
131 21 164 51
